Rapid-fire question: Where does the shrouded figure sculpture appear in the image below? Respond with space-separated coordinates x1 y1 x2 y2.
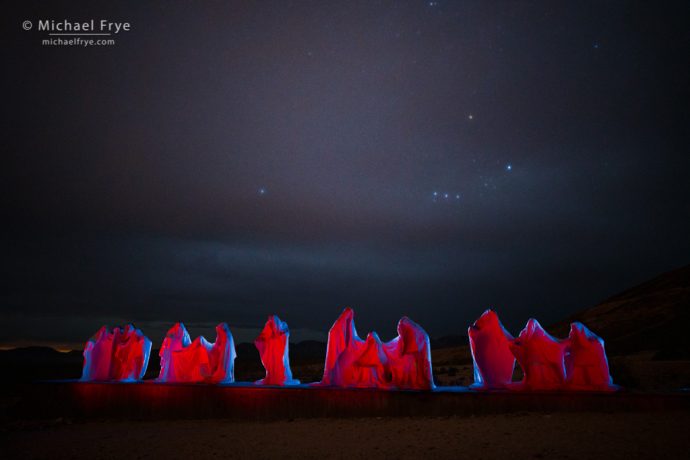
319 308 434 390
81 324 151 381
81 326 115 381
320 307 358 386
468 310 515 389
158 322 236 384
255 315 299 385
157 322 191 382
111 324 152 380
564 322 617 391
319 308 390 388
510 318 566 390
383 317 435 390
340 331 390 389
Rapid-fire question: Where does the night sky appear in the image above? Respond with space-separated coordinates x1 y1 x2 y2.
3 1 689 350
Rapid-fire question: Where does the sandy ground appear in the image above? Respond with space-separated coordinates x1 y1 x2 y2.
2 412 689 460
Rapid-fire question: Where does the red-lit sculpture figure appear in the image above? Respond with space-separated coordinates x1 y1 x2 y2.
111 324 152 380
158 322 236 384
383 316 435 390
81 324 151 381
81 326 115 381
510 318 566 390
468 309 515 389
319 308 434 390
255 315 299 385
157 322 191 382
319 308 390 388
564 322 616 391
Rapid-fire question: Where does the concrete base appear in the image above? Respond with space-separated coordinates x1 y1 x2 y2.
11 381 690 420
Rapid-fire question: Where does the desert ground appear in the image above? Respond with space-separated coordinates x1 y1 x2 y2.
3 411 690 460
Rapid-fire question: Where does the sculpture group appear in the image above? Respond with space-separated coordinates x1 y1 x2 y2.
318 308 434 390
157 322 236 384
469 310 616 391
81 308 615 391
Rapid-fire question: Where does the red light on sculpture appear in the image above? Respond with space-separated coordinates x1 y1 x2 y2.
564 322 617 391
254 315 299 385
318 308 434 390
510 319 566 390
76 310 617 393
158 322 236 384
469 311 617 391
81 324 151 382
384 316 435 390
468 309 515 389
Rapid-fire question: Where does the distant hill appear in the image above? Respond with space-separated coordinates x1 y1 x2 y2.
0 346 81 363
0 346 83 382
549 264 690 359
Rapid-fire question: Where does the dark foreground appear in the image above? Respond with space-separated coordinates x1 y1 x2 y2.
11 381 690 420
3 412 690 460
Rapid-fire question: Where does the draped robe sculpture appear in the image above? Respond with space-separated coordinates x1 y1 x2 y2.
564 322 616 391
319 308 434 390
158 322 236 384
255 315 299 385
468 309 515 389
510 319 566 390
81 324 151 382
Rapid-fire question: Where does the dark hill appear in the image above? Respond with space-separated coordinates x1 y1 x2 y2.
549 264 690 359
0 347 82 382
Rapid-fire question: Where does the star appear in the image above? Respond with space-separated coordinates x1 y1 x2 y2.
506 164 512 171
468 114 474 120
258 187 267 195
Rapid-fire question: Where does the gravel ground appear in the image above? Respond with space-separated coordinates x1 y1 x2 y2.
3 411 689 460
